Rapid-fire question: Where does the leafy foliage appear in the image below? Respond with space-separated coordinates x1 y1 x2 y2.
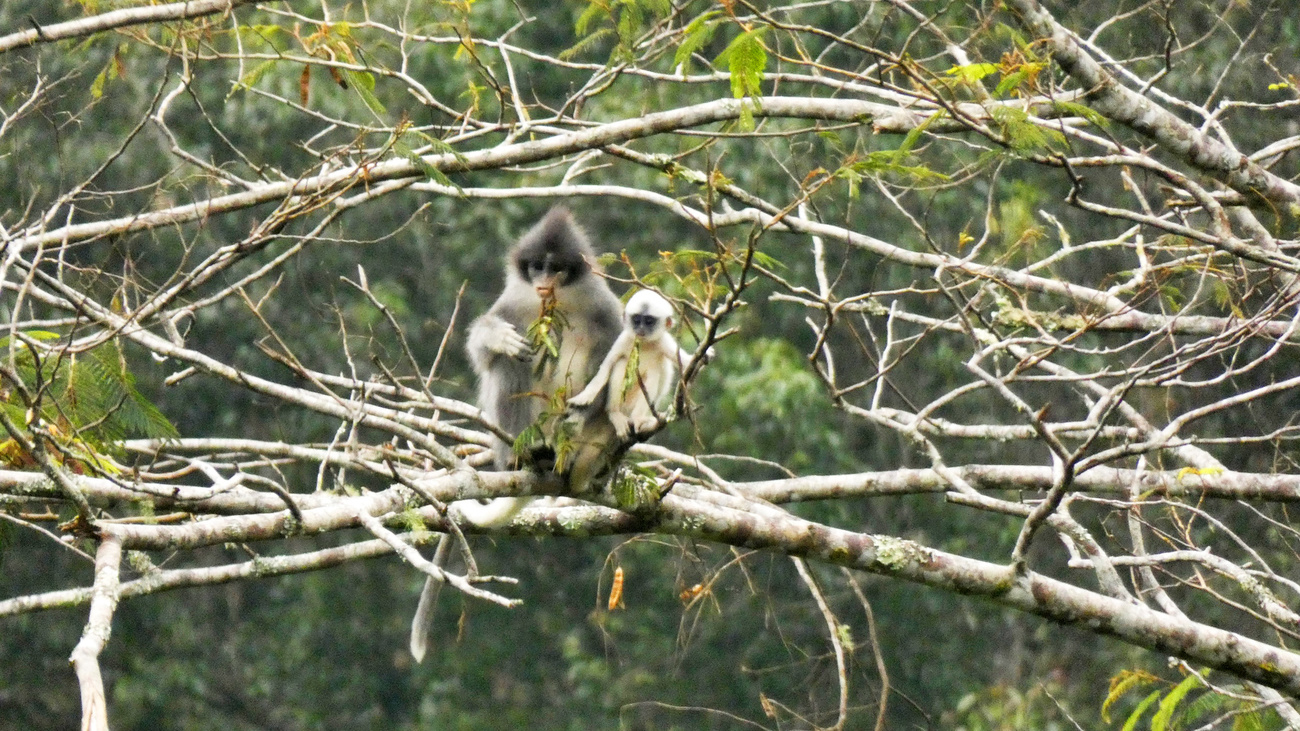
945 62 999 86
714 26 768 128
1103 668 1286 731
569 0 673 62
673 11 723 72
0 335 177 473
527 296 570 370
990 107 1066 155
618 339 643 401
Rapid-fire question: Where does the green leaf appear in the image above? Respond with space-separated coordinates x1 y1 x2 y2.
1232 706 1267 731
1050 100 1109 128
1121 690 1162 731
640 0 671 16
620 341 642 399
615 0 643 47
995 67 1032 97
82 341 179 442
559 28 614 61
1102 670 1158 723
894 111 943 163
714 27 768 100
512 423 544 456
945 62 997 85
750 251 784 269
834 149 948 194
1151 673 1203 731
990 106 1065 154
994 23 1038 59
737 98 756 131
0 331 61 348
394 141 454 188
670 249 720 262
233 24 285 52
575 1 609 37
408 130 470 167
90 65 109 99
673 12 721 72
2 335 178 459
1178 686 1235 728
231 60 278 97
344 69 385 114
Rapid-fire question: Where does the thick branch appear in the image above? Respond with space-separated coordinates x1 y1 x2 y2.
0 0 262 54
6 464 1298 518
69 533 122 731
736 465 1300 503
652 494 1300 694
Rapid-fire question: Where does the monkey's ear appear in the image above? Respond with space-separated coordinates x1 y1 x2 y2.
665 315 675 330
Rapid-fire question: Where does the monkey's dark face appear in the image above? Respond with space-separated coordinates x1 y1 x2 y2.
628 311 661 338
517 251 587 299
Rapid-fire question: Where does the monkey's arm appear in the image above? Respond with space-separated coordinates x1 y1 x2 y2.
672 340 715 367
569 330 635 407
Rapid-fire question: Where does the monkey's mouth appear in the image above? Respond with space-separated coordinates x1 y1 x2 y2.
535 284 555 299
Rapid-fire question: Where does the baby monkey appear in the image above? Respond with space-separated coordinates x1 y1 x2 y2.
569 289 708 438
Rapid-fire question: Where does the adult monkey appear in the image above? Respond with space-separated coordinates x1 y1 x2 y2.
466 205 624 472
410 207 623 663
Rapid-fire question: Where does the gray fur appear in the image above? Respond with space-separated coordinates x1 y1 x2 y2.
411 208 623 664
465 207 623 469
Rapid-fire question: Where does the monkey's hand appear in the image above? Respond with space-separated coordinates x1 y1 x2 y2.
700 346 717 363
609 412 633 439
476 316 532 360
567 383 601 408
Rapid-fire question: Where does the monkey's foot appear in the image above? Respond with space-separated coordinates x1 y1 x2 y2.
609 413 632 439
631 416 662 435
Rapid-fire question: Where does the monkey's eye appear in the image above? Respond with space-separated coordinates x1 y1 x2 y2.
525 256 577 282
630 315 657 330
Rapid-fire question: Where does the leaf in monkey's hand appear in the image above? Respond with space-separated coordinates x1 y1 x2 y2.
527 303 568 372
620 341 642 399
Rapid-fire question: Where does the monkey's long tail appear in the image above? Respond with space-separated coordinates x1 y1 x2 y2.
410 499 533 662
408 535 451 664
